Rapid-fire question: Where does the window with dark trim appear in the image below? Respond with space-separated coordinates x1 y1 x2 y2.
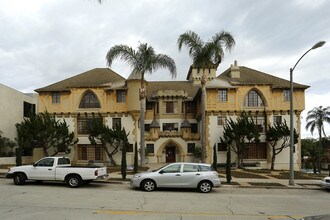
217 116 226 126
163 101 178 114
127 144 133 153
77 117 102 135
187 143 195 153
244 90 264 107
252 116 266 133
116 90 126 103
23 101 36 118
284 90 290 102
77 144 104 160
191 123 198 133
52 92 60 104
162 123 178 131
218 89 227 102
218 143 227 151
146 144 154 154
145 124 150 132
146 102 153 110
273 116 282 124
79 91 100 108
112 118 121 129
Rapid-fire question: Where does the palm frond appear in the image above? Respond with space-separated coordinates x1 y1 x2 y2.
106 44 137 67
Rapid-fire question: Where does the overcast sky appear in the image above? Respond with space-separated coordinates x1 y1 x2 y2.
0 0 329 138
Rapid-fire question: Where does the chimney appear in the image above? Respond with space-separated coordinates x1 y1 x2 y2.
230 60 240 78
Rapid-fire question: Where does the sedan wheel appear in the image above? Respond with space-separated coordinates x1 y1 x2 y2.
142 180 156 192
13 173 26 185
198 181 212 193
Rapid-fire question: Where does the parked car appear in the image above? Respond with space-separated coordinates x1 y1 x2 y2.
6 157 108 188
130 162 220 193
320 176 330 189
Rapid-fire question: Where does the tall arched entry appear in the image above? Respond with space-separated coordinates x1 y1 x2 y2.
156 139 185 163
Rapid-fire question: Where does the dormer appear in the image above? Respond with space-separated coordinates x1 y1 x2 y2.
186 65 217 85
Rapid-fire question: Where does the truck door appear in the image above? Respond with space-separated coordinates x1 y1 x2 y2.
28 158 56 180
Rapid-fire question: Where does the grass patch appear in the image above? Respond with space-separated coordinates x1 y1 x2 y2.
270 171 326 180
248 182 284 187
219 170 268 179
222 181 240 185
242 169 272 174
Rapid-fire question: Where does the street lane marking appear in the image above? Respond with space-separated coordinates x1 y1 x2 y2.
95 209 303 219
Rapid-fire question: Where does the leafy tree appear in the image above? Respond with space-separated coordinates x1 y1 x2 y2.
221 112 260 168
212 144 217 171
15 112 78 157
106 42 176 166
178 30 235 162
88 119 129 167
301 138 319 173
0 131 16 157
266 122 298 170
134 142 138 174
305 106 330 172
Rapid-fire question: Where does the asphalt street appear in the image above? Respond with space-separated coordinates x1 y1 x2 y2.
0 178 329 220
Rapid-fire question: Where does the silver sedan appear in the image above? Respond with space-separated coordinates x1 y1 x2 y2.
130 162 220 193
320 176 330 189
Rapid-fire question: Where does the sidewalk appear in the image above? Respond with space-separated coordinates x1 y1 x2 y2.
0 164 324 190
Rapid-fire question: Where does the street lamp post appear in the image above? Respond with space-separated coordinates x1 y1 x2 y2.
289 41 326 186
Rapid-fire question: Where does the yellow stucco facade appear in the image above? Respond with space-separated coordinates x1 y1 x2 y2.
35 62 308 170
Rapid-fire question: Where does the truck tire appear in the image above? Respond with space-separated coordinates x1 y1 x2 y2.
66 175 82 188
13 173 26 185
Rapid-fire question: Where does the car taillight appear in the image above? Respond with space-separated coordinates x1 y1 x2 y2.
94 170 98 176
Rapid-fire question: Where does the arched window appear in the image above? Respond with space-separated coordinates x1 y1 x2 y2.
244 90 264 107
79 91 100 108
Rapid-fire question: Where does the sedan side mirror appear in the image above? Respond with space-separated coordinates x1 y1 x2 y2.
159 170 164 174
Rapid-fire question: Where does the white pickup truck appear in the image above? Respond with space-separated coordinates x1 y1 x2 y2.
6 157 108 188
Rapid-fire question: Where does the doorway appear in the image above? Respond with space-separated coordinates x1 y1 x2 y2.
166 146 176 163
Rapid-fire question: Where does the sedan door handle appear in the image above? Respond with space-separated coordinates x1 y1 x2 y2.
176 174 181 176
196 173 201 176
48 169 52 171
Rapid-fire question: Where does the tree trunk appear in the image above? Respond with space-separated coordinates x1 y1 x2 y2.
201 72 206 163
318 130 322 173
271 148 276 170
103 146 117 166
139 89 146 166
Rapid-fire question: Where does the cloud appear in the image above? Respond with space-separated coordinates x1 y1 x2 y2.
0 0 329 138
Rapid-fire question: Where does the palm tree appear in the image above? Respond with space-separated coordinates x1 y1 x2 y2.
177 30 235 162
305 106 330 172
106 42 176 166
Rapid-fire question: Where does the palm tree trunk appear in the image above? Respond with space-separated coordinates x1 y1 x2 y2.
139 84 146 166
318 130 322 173
201 72 206 163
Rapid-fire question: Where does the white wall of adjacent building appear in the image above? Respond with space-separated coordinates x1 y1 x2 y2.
0 83 38 142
